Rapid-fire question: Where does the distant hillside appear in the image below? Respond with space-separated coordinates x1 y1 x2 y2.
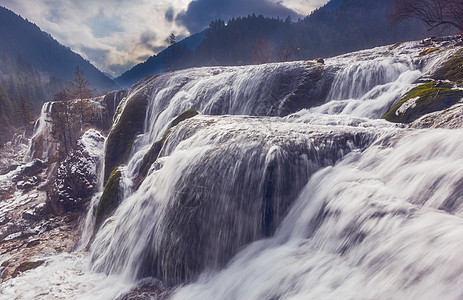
0 6 116 93
0 6 117 146
116 0 443 88
116 31 206 87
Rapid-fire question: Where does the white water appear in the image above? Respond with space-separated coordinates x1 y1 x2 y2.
25 101 54 161
3 40 463 299
172 128 463 299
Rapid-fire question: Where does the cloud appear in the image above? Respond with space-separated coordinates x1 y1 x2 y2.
280 0 329 15
0 0 191 76
0 0 328 76
165 7 175 22
177 0 303 33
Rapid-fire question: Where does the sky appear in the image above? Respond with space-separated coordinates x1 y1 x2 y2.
0 0 328 77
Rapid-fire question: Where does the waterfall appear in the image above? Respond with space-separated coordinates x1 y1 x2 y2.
91 115 398 285
3 40 463 299
25 101 54 161
171 128 463 299
88 41 461 291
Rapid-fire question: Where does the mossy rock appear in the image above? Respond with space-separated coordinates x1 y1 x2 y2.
95 168 121 231
169 109 199 128
136 109 199 188
434 49 463 83
104 91 148 183
139 141 163 179
383 82 463 123
12 260 45 277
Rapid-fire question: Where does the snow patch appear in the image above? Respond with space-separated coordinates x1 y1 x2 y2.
396 96 419 116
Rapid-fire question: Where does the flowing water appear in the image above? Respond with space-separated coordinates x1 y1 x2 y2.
2 41 463 299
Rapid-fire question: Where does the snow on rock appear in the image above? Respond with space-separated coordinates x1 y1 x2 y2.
47 129 105 214
396 96 419 116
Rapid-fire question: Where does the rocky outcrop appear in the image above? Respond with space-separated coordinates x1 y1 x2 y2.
104 91 148 183
47 129 105 214
99 90 128 131
383 42 463 124
94 167 121 231
410 103 463 129
383 81 463 123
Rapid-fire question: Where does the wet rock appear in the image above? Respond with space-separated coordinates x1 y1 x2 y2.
383 82 463 123
47 129 104 215
17 176 39 191
104 91 148 183
11 260 45 278
94 168 121 231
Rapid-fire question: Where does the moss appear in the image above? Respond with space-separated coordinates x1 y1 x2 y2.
434 49 463 83
104 91 148 183
383 82 463 123
12 260 45 277
169 109 198 128
94 168 121 231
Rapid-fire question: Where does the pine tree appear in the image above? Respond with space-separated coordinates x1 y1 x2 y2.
169 33 176 45
16 94 33 127
66 65 94 129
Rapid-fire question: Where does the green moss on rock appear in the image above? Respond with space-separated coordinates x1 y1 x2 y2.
434 49 463 83
383 82 463 123
104 91 148 183
95 168 121 231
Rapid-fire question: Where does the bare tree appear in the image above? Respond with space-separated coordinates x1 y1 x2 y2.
252 39 274 64
391 0 463 33
66 65 95 128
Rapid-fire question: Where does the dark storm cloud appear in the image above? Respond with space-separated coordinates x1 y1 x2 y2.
165 7 175 22
177 0 302 33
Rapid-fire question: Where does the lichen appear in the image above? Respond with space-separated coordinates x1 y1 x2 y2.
95 168 121 231
383 82 463 123
104 91 148 183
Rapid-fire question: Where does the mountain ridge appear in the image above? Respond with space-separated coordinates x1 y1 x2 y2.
115 0 440 88
0 6 117 92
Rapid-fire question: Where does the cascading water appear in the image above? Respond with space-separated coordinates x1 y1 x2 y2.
2 40 463 299
25 101 55 161
171 128 463 300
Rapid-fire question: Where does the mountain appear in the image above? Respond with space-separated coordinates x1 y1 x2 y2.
115 0 441 88
0 6 116 93
115 31 206 87
0 6 118 146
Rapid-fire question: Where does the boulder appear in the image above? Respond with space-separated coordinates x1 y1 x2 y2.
47 129 105 214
